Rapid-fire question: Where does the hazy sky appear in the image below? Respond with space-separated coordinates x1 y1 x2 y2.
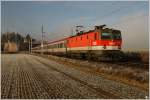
1 1 149 50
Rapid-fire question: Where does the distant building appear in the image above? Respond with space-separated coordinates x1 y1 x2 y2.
4 41 18 53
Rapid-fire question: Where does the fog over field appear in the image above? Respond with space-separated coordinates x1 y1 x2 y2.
112 11 149 50
1 1 149 50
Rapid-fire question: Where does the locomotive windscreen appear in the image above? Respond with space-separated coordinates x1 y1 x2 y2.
101 33 111 39
101 30 121 40
112 30 121 40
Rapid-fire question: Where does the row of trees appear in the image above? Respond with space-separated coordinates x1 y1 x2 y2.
1 32 36 51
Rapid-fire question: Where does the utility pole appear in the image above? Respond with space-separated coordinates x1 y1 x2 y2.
17 33 19 51
15 33 18 51
28 34 30 53
41 25 44 54
28 32 32 53
30 32 32 53
31 38 32 53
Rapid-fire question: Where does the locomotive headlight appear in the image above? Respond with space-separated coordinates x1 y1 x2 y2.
103 45 106 49
109 42 115 45
92 41 97 45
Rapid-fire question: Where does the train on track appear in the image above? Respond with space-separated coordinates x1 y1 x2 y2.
32 25 124 61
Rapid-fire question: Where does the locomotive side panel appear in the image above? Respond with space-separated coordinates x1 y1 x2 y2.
67 31 100 53
67 31 99 48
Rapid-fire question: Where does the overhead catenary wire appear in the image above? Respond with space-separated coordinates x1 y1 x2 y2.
79 2 146 28
110 13 148 27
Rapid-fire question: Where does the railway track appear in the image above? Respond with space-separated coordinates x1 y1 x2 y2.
24 57 86 99
34 53 148 69
33 57 120 99
30 54 147 98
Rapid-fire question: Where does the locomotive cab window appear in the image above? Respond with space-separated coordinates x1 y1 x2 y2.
112 31 121 40
101 31 121 40
101 32 111 39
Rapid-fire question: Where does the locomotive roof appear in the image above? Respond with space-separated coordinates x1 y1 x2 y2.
69 28 121 38
39 27 120 44
70 30 95 38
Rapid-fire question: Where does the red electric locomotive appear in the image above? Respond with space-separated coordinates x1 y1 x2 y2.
32 25 123 61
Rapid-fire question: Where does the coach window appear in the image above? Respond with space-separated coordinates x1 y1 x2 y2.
60 43 62 48
62 43 64 48
61 43 63 48
61 43 62 48
59 44 60 48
